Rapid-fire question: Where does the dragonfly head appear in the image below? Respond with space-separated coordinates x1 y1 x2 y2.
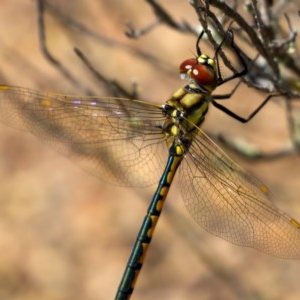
179 54 218 92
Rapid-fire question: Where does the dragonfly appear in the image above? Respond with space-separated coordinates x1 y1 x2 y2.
0 30 300 300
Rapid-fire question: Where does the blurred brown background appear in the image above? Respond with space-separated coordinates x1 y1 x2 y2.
0 1 299 299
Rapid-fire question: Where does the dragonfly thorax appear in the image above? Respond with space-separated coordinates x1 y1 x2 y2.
162 85 210 156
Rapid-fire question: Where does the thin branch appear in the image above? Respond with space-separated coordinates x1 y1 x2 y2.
36 0 94 94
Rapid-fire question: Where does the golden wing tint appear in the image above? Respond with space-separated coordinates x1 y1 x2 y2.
0 85 169 186
181 127 300 258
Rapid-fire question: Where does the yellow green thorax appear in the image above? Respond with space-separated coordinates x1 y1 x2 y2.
167 85 210 128
162 86 211 156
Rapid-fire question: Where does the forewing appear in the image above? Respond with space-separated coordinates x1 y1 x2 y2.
0 86 168 186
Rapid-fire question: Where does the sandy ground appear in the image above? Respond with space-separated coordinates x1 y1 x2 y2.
0 1 299 300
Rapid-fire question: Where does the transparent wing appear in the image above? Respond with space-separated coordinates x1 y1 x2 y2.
0 85 169 186
180 127 300 258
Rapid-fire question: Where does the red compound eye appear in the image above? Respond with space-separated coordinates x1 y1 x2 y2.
179 58 198 73
190 64 215 85
179 58 216 86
